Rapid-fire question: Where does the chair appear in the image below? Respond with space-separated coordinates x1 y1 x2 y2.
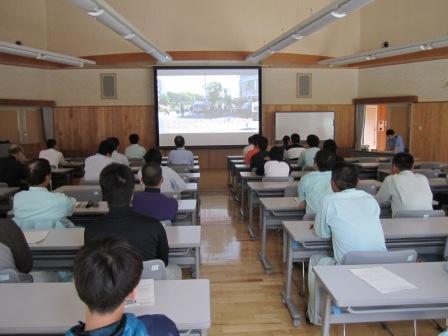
0 243 33 283
302 166 315 172
262 176 294 182
141 259 167 280
169 165 193 174
394 209 445 218
284 185 298 197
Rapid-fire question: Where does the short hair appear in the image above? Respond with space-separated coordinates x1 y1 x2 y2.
100 164 135 207
107 137 119 151
314 150 336 172
323 139 337 154
392 152 414 170
251 134 260 146
282 135 290 147
257 136 268 151
331 162 359 191
144 148 162 164
73 236 143 314
291 133 300 144
174 135 185 148
386 129 395 136
269 146 284 161
98 140 114 156
46 139 56 149
9 145 23 156
129 134 139 144
141 162 163 187
248 136 253 145
26 158 51 185
306 134 320 147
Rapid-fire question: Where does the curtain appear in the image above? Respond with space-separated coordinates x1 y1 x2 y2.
41 107 54 140
355 104 366 150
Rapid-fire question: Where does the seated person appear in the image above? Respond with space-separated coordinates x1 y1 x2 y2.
375 152 433 217
281 135 291 151
297 134 320 168
85 164 179 278
264 146 291 177
243 135 256 156
39 139 67 168
167 135 194 166
386 129 405 153
133 162 178 222
108 137 129 166
250 136 269 176
322 139 344 162
138 148 186 193
125 133 146 159
297 150 336 214
0 218 33 276
0 145 27 189
66 236 179 336
307 162 386 325
83 140 113 181
244 134 260 165
285 133 305 160
13 158 76 229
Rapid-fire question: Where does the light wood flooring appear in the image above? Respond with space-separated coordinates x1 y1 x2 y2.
198 169 442 336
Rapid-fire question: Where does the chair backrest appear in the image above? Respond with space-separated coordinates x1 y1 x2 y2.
262 176 294 182
394 209 445 218
358 157 378 163
415 169 440 179
64 189 102 202
343 249 417 265
302 166 315 172
141 259 167 280
169 165 193 174
284 185 298 197
356 183 378 195
0 243 32 283
0 182 8 188
302 213 315 221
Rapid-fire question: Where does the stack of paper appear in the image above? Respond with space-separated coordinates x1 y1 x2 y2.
24 231 49 244
126 279 155 307
350 267 418 294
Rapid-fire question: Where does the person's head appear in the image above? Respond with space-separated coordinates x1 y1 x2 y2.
73 236 143 315
100 163 135 207
323 139 337 154
26 158 51 187
251 134 260 147
257 136 268 151
282 135 290 147
98 140 114 157
248 136 254 145
392 152 414 173
331 162 359 192
141 162 163 188
143 148 162 164
291 133 300 144
9 145 24 161
386 129 395 138
107 137 120 151
174 135 185 148
46 139 57 149
314 150 336 172
129 134 139 145
269 146 284 161
306 134 320 148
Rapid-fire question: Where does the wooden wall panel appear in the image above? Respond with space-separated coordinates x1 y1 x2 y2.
410 102 448 162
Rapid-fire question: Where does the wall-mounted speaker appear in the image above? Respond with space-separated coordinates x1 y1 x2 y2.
296 73 312 98
100 73 117 99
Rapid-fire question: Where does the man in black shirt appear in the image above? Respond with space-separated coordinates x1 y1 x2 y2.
84 163 169 265
0 146 27 189
250 136 269 176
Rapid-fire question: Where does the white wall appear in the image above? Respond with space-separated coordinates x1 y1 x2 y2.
0 65 50 100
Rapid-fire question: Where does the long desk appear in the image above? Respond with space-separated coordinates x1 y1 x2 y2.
315 262 448 336
0 279 211 335
227 155 244 186
26 225 202 277
281 217 448 326
131 164 200 174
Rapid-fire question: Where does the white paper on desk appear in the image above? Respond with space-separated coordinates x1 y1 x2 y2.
24 230 49 244
350 267 418 294
126 279 155 307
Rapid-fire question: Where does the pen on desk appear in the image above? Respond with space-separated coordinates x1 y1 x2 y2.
309 224 314 230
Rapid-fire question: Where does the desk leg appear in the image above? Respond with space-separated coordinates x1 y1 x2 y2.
248 191 256 239
192 209 197 226
195 246 200 279
201 329 208 336
282 234 301 327
321 292 332 336
258 205 272 274
227 163 231 187
240 180 246 217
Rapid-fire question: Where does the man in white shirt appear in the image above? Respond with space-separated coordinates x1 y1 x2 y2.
39 139 67 168
83 140 113 181
307 162 386 325
375 153 433 217
125 133 146 159
107 137 129 166
167 135 194 166
297 134 320 169
285 133 305 160
264 146 291 177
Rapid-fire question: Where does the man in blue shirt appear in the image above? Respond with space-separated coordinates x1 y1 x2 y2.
167 135 194 166
297 134 320 168
307 162 386 325
386 129 405 153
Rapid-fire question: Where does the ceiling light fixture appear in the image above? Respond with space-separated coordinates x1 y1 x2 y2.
330 10 347 18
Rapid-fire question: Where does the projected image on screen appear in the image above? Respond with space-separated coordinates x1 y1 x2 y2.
155 68 261 147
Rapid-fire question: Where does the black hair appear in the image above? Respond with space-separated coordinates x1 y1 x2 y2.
282 135 290 147
141 162 163 187
331 162 359 191
46 139 56 149
98 140 114 156
257 136 268 151
129 134 139 144
314 150 337 172
251 134 260 146
73 236 143 314
174 135 185 148
291 133 300 144
392 152 414 170
143 148 162 164
26 158 51 185
107 137 119 151
323 139 337 154
306 134 320 147
100 164 135 207
248 136 253 145
386 129 395 136
269 146 284 161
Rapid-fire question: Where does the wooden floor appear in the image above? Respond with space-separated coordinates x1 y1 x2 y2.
198 169 442 336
